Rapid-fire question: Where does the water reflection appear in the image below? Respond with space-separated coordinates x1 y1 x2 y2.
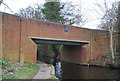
54 60 62 79
61 61 120 79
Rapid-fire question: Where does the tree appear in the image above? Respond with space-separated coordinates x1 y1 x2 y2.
17 4 44 20
98 1 118 32
95 0 120 59
42 1 87 27
0 0 13 12
117 1 120 32
17 7 35 18
17 1 87 27
116 1 120 55
42 1 64 23
60 2 87 26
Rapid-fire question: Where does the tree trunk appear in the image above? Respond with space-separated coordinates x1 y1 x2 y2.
109 27 115 59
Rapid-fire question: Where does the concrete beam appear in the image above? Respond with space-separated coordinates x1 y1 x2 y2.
29 37 89 45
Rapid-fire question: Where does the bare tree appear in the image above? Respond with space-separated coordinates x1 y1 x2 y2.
61 2 88 26
17 4 44 20
0 0 13 13
118 2 120 32
95 0 119 59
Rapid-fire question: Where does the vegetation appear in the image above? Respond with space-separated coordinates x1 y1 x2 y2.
42 1 64 23
60 2 87 26
95 0 120 59
0 60 40 79
97 1 119 32
118 2 120 32
17 1 87 26
48 64 53 67
17 5 44 20
0 0 13 12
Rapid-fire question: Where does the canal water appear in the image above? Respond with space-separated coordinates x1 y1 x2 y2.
38 56 120 80
60 61 120 79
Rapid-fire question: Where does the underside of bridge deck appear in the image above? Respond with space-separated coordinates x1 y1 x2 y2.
30 37 89 45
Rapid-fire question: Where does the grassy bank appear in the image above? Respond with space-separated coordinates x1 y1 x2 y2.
0 60 40 79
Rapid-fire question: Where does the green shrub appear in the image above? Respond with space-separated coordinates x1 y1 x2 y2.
0 60 11 69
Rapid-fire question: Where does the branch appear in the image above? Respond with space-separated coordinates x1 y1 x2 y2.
0 0 3 5
2 2 14 13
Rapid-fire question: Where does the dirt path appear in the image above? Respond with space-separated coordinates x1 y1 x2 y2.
33 61 57 79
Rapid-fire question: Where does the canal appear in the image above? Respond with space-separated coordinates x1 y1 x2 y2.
38 56 120 80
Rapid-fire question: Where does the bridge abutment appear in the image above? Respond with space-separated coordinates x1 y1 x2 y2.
61 45 89 64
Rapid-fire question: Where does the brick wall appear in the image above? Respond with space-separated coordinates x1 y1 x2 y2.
2 13 21 62
0 12 2 59
1 12 114 65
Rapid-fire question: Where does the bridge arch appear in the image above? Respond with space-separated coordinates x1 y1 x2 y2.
29 37 89 64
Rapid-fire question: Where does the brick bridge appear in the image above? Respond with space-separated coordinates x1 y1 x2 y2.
0 12 114 65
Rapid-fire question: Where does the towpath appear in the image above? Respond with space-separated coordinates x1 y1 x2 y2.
33 61 57 79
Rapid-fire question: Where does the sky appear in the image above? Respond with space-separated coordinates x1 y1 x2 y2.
0 0 118 29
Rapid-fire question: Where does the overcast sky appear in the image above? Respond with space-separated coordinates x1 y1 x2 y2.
0 0 118 29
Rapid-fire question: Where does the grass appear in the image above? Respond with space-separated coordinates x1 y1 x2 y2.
0 60 40 79
48 64 53 67
6 64 39 79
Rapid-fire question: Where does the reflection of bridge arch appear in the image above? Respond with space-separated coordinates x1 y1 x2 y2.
0 12 111 65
